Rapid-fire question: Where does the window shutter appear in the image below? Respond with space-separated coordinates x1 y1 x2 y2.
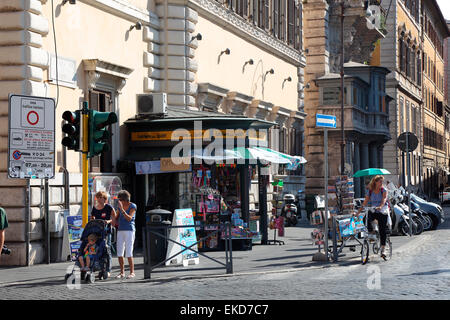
257 0 263 28
265 0 270 31
273 0 279 38
287 0 295 46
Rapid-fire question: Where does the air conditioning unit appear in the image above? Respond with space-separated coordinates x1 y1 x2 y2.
137 93 167 115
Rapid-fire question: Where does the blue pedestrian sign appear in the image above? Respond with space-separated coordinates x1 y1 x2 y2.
316 114 337 128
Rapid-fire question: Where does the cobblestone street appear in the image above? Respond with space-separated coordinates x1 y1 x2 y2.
1 207 450 303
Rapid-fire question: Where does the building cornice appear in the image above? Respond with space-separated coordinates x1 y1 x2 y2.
76 0 160 29
188 0 306 67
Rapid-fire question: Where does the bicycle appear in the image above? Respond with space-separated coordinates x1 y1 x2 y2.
334 214 370 265
363 207 392 261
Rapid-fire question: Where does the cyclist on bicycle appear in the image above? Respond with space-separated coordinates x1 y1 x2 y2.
354 175 389 259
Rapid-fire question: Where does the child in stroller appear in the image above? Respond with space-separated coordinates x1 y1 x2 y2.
79 233 98 272
65 219 111 284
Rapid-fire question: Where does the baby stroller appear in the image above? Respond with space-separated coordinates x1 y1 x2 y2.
64 219 110 284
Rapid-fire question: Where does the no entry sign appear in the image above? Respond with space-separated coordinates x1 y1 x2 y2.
8 94 55 179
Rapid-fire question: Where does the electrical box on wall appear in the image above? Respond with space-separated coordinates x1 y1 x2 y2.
137 93 167 115
49 209 69 233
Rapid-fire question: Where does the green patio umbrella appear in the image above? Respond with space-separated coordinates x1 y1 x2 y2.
353 168 391 178
232 147 292 164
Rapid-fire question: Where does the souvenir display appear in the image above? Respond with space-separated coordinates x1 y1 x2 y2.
192 163 260 251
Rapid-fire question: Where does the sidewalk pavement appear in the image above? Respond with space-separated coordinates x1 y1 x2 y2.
0 221 417 286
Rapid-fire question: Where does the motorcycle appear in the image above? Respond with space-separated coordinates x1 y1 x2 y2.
281 194 298 227
406 197 433 231
387 184 422 236
397 199 424 235
409 193 444 230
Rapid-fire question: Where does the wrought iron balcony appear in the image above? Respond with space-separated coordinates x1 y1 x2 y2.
316 104 390 139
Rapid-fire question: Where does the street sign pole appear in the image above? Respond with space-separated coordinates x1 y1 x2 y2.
45 177 50 264
82 101 89 228
397 131 418 237
315 113 337 262
324 128 329 260
406 133 412 237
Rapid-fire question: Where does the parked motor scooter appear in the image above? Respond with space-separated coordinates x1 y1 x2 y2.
405 196 433 231
281 194 298 227
409 193 444 229
388 187 422 235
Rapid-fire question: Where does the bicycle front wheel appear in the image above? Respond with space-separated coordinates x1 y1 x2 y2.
361 240 369 265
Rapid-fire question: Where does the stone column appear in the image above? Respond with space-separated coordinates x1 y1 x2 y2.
353 142 361 198
303 0 330 194
360 143 369 195
369 143 378 168
0 0 50 266
155 2 199 109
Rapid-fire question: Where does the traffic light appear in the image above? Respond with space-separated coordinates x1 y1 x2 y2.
88 110 118 158
61 110 81 151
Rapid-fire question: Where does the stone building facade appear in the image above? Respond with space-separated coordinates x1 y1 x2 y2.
420 0 449 198
303 0 387 196
0 0 306 266
373 0 449 198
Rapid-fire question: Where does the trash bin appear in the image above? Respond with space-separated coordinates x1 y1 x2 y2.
145 208 172 265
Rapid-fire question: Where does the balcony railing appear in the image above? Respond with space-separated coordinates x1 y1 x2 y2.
316 104 390 138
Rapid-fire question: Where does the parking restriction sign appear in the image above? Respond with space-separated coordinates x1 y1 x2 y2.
8 94 55 179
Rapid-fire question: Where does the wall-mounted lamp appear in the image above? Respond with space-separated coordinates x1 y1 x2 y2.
62 0 76 4
242 59 254 73
129 22 142 31
304 48 309 54
190 33 202 42
220 48 231 56
264 68 275 81
282 76 292 88
218 48 231 64
304 82 311 89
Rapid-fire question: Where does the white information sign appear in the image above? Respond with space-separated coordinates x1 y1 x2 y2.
8 94 55 179
165 208 199 267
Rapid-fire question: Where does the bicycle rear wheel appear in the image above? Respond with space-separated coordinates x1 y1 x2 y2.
382 237 392 261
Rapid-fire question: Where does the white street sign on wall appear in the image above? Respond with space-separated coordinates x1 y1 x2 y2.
8 94 55 179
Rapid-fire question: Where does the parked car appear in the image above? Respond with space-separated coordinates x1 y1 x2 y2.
410 193 444 229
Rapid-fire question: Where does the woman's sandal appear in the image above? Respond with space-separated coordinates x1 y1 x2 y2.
126 273 135 279
116 273 125 279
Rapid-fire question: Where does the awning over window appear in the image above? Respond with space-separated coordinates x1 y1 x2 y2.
191 147 307 168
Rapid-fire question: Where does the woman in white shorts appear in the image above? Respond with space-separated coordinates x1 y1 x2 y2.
115 190 137 279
